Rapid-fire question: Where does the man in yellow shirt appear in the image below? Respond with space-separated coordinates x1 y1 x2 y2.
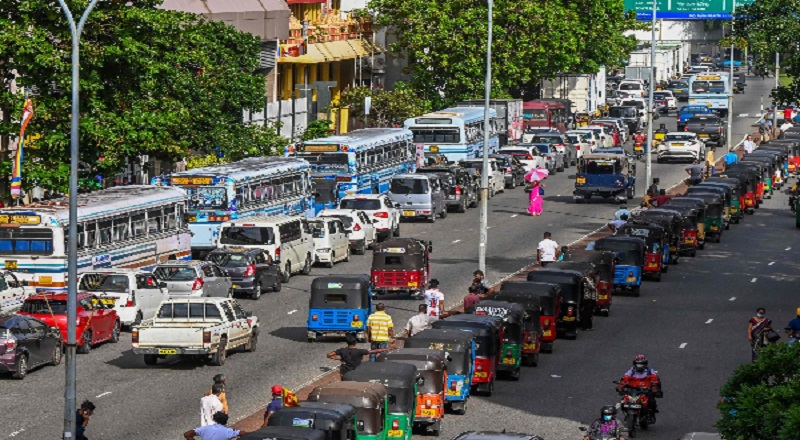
706 146 716 177
366 303 394 361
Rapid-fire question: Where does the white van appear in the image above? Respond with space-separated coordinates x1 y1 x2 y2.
306 217 350 267
618 80 646 98
77 269 169 328
217 215 313 283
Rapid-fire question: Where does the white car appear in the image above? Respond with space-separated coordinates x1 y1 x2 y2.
306 217 350 267
594 118 629 143
568 130 601 154
338 194 400 241
459 158 505 197
618 80 646 98
78 269 169 328
585 125 615 149
564 132 592 158
318 209 377 255
0 271 35 315
656 132 707 163
653 91 678 113
498 146 547 171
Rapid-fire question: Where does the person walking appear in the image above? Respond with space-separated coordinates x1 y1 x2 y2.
748 307 773 362
423 279 445 319
261 385 285 427
201 384 225 426
203 374 228 414
785 308 800 346
537 232 560 267
185 412 247 439
405 304 435 337
327 334 391 378
366 303 394 361
76 400 95 440
463 286 483 311
527 177 545 216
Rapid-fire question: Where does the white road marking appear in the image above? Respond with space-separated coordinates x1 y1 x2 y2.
679 343 688 349
452 239 461 244
738 113 749 117
557 194 561 197
8 429 25 437
769 261 776 266
751 278 757 283
96 391 112 398
551 374 562 378
288 310 298 315
511 214 518 218
706 319 714 324
730 297 736 301
487 226 492 229
786 247 792 251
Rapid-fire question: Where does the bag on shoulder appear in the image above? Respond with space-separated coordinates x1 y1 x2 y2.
766 329 781 343
539 186 545 195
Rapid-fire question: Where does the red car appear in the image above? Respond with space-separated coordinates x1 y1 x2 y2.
17 292 120 354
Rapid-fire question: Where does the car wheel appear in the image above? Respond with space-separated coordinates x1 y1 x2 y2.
343 247 350 262
273 278 282 292
457 199 467 213
252 282 263 300
392 222 400 237
509 177 517 189
440 207 447 219
246 331 258 352
489 187 495 198
281 263 291 283
77 331 92 354
226 288 233 298
301 254 312 275
211 337 227 366
429 213 436 223
325 256 335 269
110 321 120 343
143 354 158 366
12 354 27 380
51 342 63 366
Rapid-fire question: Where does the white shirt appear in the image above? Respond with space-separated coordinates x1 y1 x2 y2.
538 238 559 262
405 313 435 336
201 394 223 426
781 122 794 132
423 289 445 318
743 140 757 154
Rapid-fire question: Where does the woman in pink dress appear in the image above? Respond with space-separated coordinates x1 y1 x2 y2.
528 181 544 216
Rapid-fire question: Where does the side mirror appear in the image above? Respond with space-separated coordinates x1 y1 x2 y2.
245 311 253 318
394 203 401 208
158 281 167 289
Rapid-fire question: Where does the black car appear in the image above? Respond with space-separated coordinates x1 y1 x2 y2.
0 315 62 379
206 248 281 299
489 154 527 189
416 165 478 213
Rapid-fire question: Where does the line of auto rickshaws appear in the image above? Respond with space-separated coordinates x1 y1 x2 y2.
237 141 794 440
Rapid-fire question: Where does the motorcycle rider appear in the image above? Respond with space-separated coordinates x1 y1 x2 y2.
632 131 646 151
583 405 628 440
616 355 662 422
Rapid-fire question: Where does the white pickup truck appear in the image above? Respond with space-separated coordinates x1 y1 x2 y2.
0 271 35 315
132 297 258 366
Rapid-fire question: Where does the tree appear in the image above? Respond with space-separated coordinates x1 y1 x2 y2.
0 0 284 193
716 344 800 440
332 83 431 127
301 119 334 141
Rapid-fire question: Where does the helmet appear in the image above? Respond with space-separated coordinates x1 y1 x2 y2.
601 405 617 421
633 354 648 372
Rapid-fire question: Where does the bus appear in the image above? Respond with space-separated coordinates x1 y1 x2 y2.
523 101 569 133
151 157 313 257
0 186 191 289
290 128 415 212
688 73 731 116
404 107 500 162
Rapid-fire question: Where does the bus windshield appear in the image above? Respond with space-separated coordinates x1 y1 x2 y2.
523 110 547 121
219 226 275 246
297 153 350 173
183 186 228 210
409 128 460 144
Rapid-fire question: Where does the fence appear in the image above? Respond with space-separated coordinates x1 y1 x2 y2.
244 97 309 140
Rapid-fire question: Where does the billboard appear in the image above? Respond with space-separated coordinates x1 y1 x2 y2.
624 0 754 20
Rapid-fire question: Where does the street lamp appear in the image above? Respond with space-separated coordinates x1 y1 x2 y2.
727 0 736 153
478 0 492 274
645 0 656 192
56 0 101 438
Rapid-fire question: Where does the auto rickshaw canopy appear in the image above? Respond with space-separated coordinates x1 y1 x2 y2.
267 401 357 432
499 281 562 318
377 348 446 396
239 426 330 440
343 362 418 414
468 300 526 344
432 314 502 358
684 193 724 217
567 250 615 282
405 328 475 377
306 382 387 436
594 236 646 267
526 269 588 306
310 275 372 309
371 238 430 271
617 222 667 248
703 178 743 199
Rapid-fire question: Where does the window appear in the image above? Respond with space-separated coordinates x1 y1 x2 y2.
220 227 274 245
28 319 46 335
410 128 460 143
157 303 173 318
327 220 337 234
390 178 428 195
153 266 197 281
77 224 85 249
211 265 224 277
220 302 235 321
173 302 189 318
147 208 163 234
98 220 112 244
113 218 130 241
132 214 146 237
164 208 177 231
279 221 301 243
80 274 129 292
22 299 68 314
340 199 381 210
205 304 222 319
201 265 214 278
0 228 55 256
232 302 247 320
189 303 205 319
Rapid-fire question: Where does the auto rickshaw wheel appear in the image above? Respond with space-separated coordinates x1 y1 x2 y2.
631 286 641 297
510 368 521 381
452 400 467 415
431 420 441 437
143 354 158 366
653 271 661 282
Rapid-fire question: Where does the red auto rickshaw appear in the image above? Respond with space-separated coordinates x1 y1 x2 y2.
370 238 432 297
567 249 615 316
498 281 562 353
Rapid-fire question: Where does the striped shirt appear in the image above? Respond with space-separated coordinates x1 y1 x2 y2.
366 310 393 342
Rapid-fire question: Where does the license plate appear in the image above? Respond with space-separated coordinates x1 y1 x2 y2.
502 357 516 365
474 371 488 378
388 430 404 438
626 277 637 283
97 297 116 306
188 215 197 222
699 134 709 138
232 284 238 288
576 177 586 184
672 143 685 146
403 210 415 216
543 330 552 337
158 348 177 355
626 404 642 409
674 89 683 92
523 343 536 350
351 321 363 328
408 281 418 287
446 389 460 396
634 145 643 150
420 409 437 417
647 263 658 268
562 316 575 322
4 260 17 270
685 238 694 243
599 294 608 300
710 226 718 231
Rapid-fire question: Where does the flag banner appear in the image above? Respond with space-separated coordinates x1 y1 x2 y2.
282 387 299 407
11 95 34 199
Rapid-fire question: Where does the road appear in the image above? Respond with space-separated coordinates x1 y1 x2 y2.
1 76 780 440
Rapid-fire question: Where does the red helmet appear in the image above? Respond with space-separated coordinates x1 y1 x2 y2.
633 355 648 372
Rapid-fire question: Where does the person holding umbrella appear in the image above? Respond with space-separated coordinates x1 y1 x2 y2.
525 167 549 216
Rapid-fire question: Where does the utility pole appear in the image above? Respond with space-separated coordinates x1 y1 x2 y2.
773 52 779 138
57 1 101 439
727 0 735 153
478 0 493 274
645 0 656 191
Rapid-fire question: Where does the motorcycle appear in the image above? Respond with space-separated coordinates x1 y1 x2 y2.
614 382 655 438
632 142 645 160
578 426 621 440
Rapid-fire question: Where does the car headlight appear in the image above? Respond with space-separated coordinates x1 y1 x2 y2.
316 248 331 253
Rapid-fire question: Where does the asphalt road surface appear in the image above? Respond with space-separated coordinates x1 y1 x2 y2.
1 76 781 440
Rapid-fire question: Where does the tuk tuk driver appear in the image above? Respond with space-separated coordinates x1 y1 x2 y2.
616 355 663 421
423 279 445 319
583 405 628 440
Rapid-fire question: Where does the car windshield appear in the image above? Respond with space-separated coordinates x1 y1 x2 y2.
666 134 694 141
621 101 644 109
619 83 640 91
340 199 381 210
220 226 275 246
153 266 197 281
79 274 129 292
207 253 250 267
566 135 583 143
654 93 668 99
390 178 428 194
535 145 552 153
609 107 636 118
534 135 561 143
322 215 353 229
22 299 68 314
683 107 708 114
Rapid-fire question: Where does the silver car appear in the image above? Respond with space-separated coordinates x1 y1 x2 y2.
152 261 232 299
387 174 447 223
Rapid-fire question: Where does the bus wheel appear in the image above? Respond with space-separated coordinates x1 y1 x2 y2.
281 263 291 283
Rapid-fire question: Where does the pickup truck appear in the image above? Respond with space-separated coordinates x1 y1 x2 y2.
0 271 34 315
678 105 714 131
685 115 725 146
132 297 258 366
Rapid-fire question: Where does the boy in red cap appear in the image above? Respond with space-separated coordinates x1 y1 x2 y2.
261 385 284 427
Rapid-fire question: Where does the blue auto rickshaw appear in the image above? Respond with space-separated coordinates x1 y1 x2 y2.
307 275 372 343
405 328 476 415
593 236 646 297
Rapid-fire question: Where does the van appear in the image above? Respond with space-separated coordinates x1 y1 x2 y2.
387 174 447 223
306 217 350 267
217 215 314 283
618 81 646 98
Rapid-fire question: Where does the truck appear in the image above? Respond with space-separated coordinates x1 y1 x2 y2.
539 68 607 118
132 297 259 366
678 105 714 131
624 66 654 85
627 50 675 83
685 114 726 146
457 99 523 146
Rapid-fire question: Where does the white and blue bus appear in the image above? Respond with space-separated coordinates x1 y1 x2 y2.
688 73 731 117
291 128 415 212
404 107 500 162
0 186 191 290
152 157 314 257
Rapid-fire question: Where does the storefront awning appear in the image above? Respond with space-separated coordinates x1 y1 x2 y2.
278 43 330 64
322 41 359 61
346 39 370 57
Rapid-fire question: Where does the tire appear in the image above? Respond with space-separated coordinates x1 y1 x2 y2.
483 380 494 396
301 254 312 275
457 200 467 213
51 343 63 366
627 186 634 199
453 400 467 416
245 331 258 352
343 247 350 262
428 214 436 224
110 321 120 343
211 337 227 366
251 282 263 300
626 413 637 438
509 177 517 189
510 368 521 381
489 187 495 198
143 354 158 366
325 256 335 269
273 278 282 292
631 286 641 297
440 207 447 219
393 222 401 236
77 331 92 354
431 419 441 437
12 354 27 380
281 263 291 283
654 271 661 282
226 288 233 298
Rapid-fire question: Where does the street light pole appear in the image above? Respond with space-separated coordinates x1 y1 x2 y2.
645 0 656 191
56 1 101 439
773 52 779 138
478 0 492 274
727 0 736 153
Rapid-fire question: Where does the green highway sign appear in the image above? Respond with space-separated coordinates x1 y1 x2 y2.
625 0 754 20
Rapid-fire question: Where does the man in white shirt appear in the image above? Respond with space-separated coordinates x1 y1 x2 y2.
743 135 757 155
537 232 560 267
782 121 794 132
201 384 224 426
423 279 445 319
405 304 435 337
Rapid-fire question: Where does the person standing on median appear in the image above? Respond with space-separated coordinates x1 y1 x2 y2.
203 374 228 414
201 384 224 427
366 303 394 361
706 146 717 176
423 279 445 319
405 304 436 337
463 286 483 311
537 232 560 267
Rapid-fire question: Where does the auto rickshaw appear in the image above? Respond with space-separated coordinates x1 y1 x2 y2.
377 349 447 436
432 314 502 395
306 382 388 440
370 238 432 297
664 198 707 249
267 402 358 440
696 181 739 224
616 222 669 281
405 328 475 415
499 281 562 353
567 249 615 316
727 163 766 204
343 363 417 440
761 140 800 175
714 170 757 214
593 236 646 296
526 269 594 339
240 427 329 440
468 300 526 379
545 261 602 327
487 291 543 365
740 157 776 197
686 191 728 238
650 206 700 256
747 152 785 189
308 275 372 343
632 210 683 263
576 112 591 127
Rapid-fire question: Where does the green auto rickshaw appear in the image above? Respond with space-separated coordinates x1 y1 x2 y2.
306 382 388 440
343 362 418 440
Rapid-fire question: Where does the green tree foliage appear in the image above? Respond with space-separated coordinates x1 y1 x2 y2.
301 119 334 141
332 83 431 127
369 0 640 104
717 344 800 440
0 0 284 193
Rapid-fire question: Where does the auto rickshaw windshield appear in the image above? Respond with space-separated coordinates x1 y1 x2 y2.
582 159 619 174
417 370 444 395
309 290 367 309
371 253 424 270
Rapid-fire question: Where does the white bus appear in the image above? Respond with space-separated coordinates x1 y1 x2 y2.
0 186 191 290
404 107 500 162
688 73 731 116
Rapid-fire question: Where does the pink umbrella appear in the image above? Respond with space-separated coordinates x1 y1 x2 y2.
524 167 549 183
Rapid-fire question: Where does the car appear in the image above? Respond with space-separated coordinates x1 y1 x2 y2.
152 260 233 299
0 314 62 379
657 132 707 163
339 194 400 240
387 174 448 222
489 154 527 189
318 209 378 255
618 80 647 98
668 79 690 101
305 217 350 268
206 248 282 299
416 165 478 213
77 269 169 328
653 90 678 113
564 131 592 158
595 118 629 143
678 105 714 131
585 125 615 149
685 114 725 145
498 146 547 171
531 143 565 172
18 292 120 354
0 271 34 315
530 132 575 166
567 129 602 153
606 106 640 134
459 158 506 197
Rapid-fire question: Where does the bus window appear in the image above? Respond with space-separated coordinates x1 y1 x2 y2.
99 220 112 244
147 208 163 234
113 219 130 241
0 228 54 256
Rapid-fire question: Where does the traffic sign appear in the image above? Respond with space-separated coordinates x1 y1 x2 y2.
624 0 754 20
